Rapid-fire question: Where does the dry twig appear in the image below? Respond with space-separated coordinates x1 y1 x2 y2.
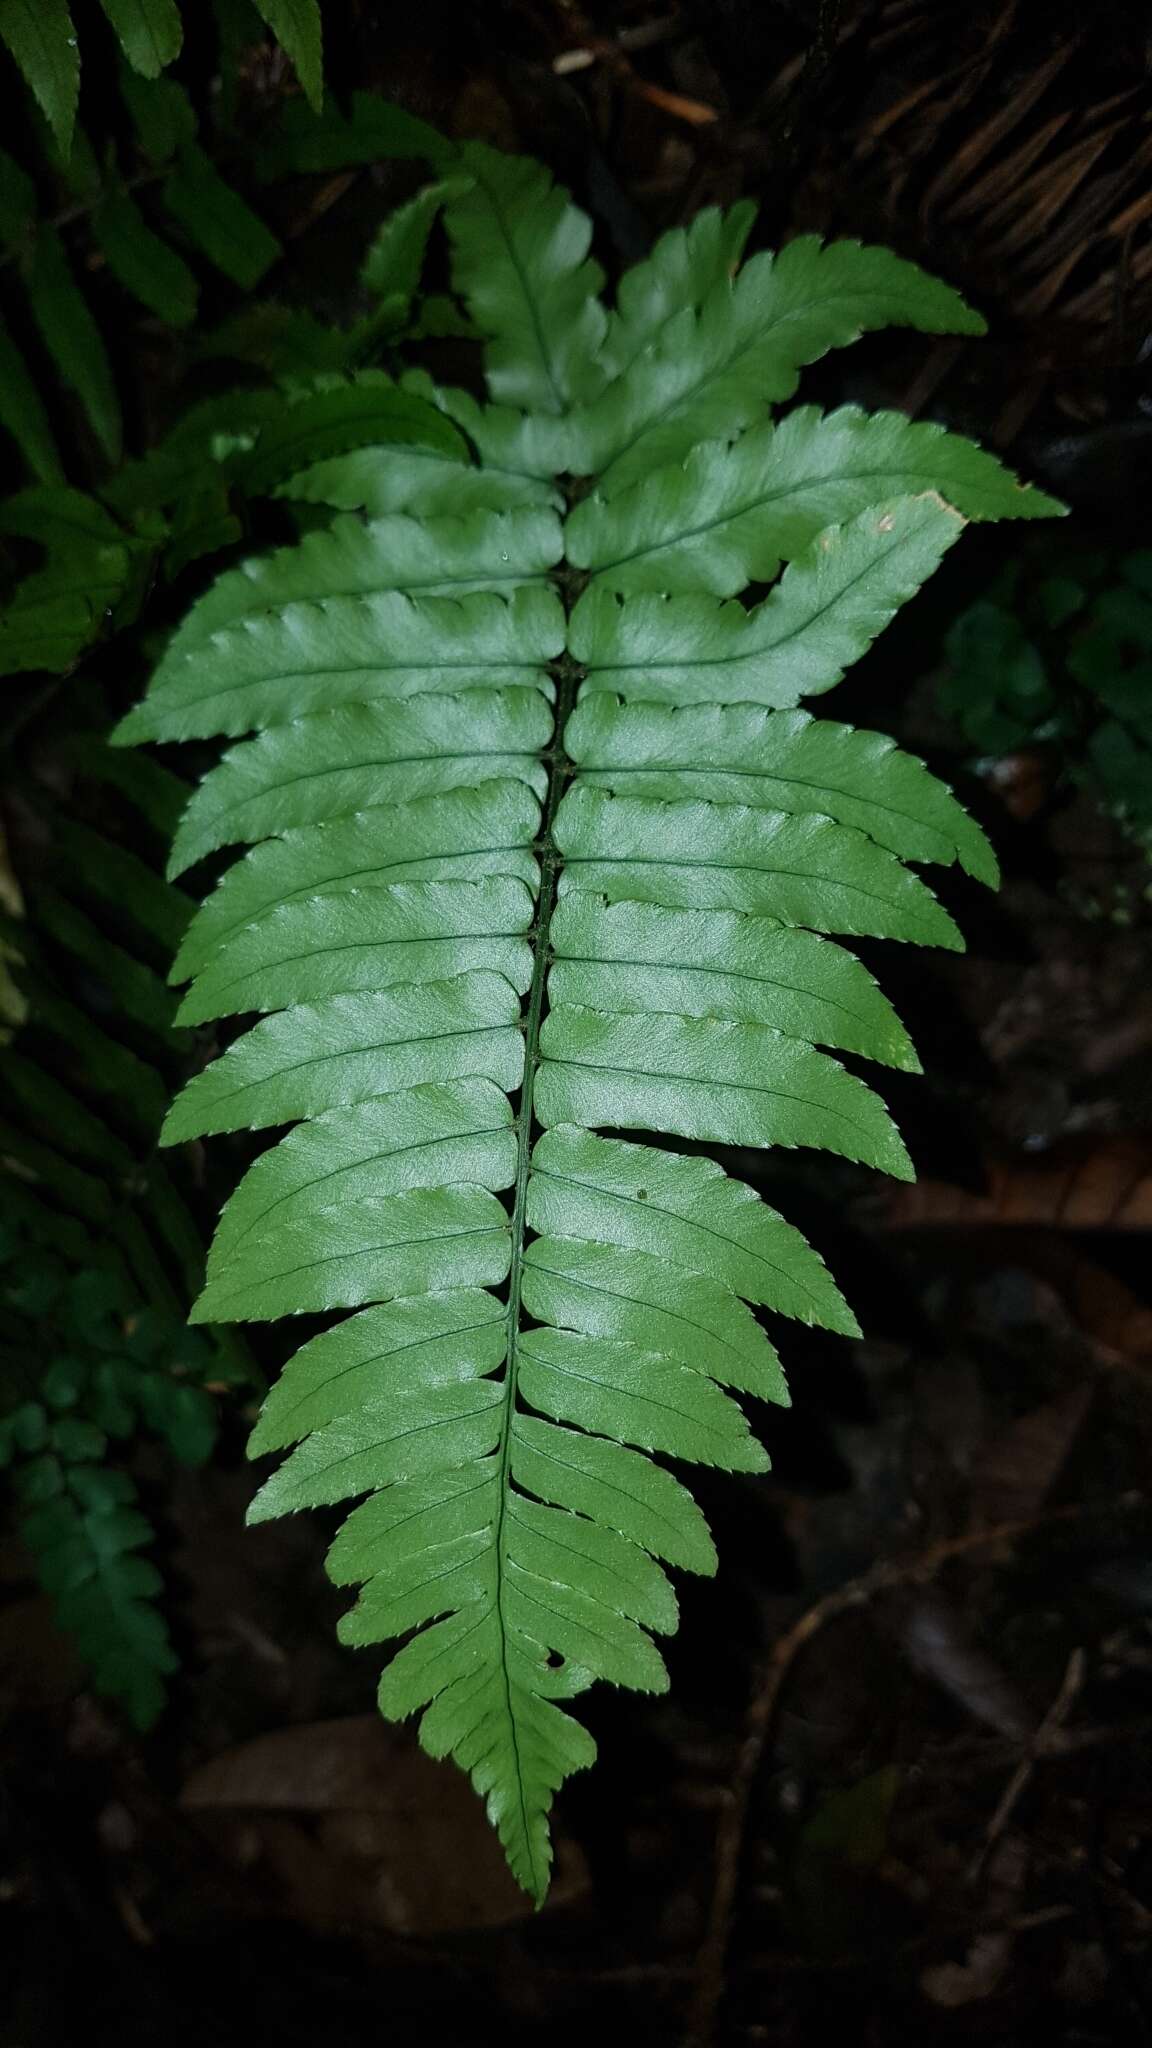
967 1645 1087 1882
682 1498 1141 2048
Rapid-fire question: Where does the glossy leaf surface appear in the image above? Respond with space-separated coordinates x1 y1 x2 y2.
119 140 1060 1901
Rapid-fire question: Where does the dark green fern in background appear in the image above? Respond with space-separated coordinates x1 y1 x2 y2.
939 536 1152 851
0 0 454 677
0 0 322 502
117 135 1064 1896
0 1218 217 1726
0 5 441 1726
0 0 323 157
0 712 244 1722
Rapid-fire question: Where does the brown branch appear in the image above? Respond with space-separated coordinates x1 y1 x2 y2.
550 3 718 127
966 1645 1086 1883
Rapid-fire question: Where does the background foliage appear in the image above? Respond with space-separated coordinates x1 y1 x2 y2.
0 0 448 1723
940 537 1152 848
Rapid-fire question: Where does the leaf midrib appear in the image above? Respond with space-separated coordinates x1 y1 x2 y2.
525 1253 756 1370
589 273 971 488
519 1334 741 1447
155 653 551 719
490 617 581 1894
204 1213 510 1306
181 1013 518 1115
540 1045 888 1151
532 1161 844 1322
190 924 529 1012
268 1315 508 1442
186 571 549 647
553 945 886 1032
194 837 535 956
574 755 950 847
295 1395 503 1488
189 744 542 839
219 1125 513 1261
563 846 916 916
584 516 950 673
593 459 953 573
468 154 566 417
512 1415 699 1553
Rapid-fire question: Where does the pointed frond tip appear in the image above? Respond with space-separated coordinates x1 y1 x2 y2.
116 139 1062 1899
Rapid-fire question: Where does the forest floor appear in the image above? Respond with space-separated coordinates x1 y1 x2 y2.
7 661 1151 2048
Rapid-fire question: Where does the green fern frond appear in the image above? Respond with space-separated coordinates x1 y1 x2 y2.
569 498 967 707
0 0 323 147
359 176 471 331
0 0 80 155
567 234 991 493
19 1460 178 1728
0 1225 222 1726
98 0 184 81
0 325 63 484
93 186 199 326
594 201 758 384
249 0 323 112
568 405 1063 595
444 144 608 415
0 9 336 518
24 224 122 463
0 727 245 1349
118 141 1063 1899
0 485 145 672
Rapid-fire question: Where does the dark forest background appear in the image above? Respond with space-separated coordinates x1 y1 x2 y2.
3 4 1152 2043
